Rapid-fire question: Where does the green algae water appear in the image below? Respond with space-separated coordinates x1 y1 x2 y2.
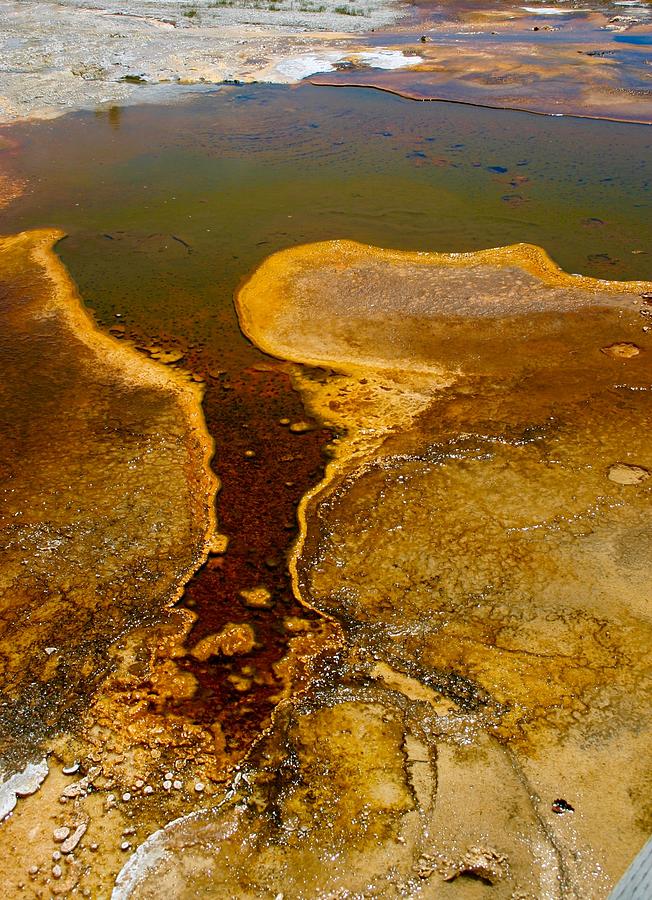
2 83 651 353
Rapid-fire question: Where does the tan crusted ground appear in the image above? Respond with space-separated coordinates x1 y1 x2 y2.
0 0 650 123
0 0 408 122
113 240 652 898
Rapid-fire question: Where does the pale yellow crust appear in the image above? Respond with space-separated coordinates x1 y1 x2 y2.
236 239 651 366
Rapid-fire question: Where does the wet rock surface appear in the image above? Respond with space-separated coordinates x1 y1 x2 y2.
116 241 652 898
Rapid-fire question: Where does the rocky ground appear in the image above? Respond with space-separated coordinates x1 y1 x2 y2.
0 0 650 123
0 0 410 121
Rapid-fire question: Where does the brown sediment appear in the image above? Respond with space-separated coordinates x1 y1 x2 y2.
117 240 652 898
0 228 217 767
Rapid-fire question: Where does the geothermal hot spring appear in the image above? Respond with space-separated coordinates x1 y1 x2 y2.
0 83 651 898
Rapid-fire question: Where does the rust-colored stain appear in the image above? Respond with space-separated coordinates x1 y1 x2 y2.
101 322 334 761
173 354 332 755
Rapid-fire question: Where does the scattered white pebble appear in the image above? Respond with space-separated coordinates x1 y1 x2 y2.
164 772 174 781
62 762 80 776
194 782 205 793
173 780 183 790
53 826 70 842
28 866 38 876
61 822 87 854
120 841 131 852
143 785 154 795
52 865 62 879
52 850 62 861
122 792 131 802
135 779 144 789
163 780 172 790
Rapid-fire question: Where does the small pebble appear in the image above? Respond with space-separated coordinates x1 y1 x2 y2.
90 843 99 852
121 841 131 852
52 851 62 861
135 779 144 789
607 462 650 485
53 826 71 842
163 780 172 791
289 420 312 434
143 785 154 795
62 762 80 776
194 782 205 793
61 823 87 854
122 792 131 802
173 780 183 790
61 782 83 799
164 772 174 781
600 341 640 359
28 866 38 876
123 827 135 836
52 865 62 880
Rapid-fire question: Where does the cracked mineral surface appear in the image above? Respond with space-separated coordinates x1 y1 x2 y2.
114 241 652 898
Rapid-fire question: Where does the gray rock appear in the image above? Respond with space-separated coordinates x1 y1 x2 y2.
0 758 49 820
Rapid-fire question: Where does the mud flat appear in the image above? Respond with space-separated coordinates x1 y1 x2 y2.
115 240 652 898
